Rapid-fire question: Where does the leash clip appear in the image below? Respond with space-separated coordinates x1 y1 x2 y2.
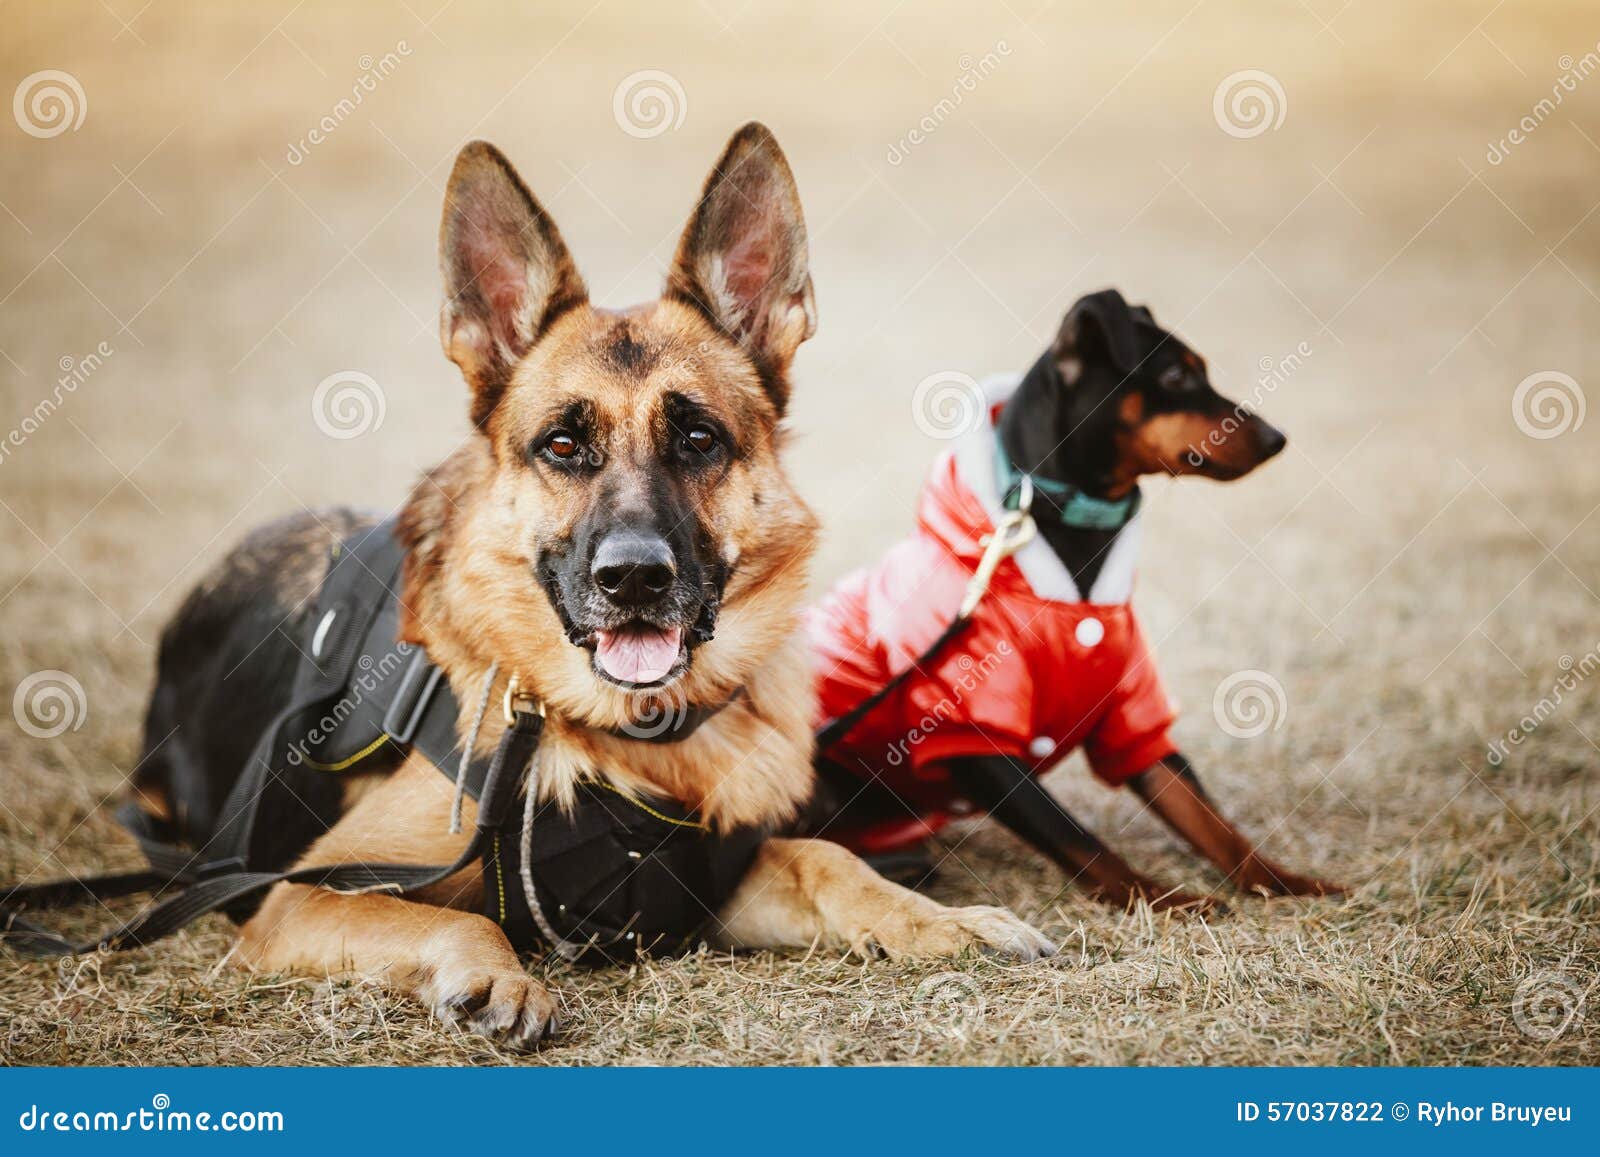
961 498 1037 618
503 674 545 724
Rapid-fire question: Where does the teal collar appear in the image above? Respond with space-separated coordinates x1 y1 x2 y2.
994 428 1140 531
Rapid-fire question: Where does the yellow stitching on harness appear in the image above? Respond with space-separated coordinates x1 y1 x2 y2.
592 779 707 831
491 832 507 924
301 734 394 772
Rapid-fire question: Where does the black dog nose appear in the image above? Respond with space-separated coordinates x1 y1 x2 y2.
592 531 676 606
1254 421 1288 459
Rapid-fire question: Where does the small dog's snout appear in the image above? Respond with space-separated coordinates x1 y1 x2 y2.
1254 420 1287 460
591 530 676 607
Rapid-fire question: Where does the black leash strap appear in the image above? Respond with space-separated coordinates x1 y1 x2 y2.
814 502 1038 754
814 616 974 753
0 710 544 958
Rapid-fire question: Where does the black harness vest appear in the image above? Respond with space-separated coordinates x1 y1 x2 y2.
1 520 763 965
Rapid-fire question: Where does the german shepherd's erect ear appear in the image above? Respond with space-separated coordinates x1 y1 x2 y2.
665 123 817 414
439 141 589 424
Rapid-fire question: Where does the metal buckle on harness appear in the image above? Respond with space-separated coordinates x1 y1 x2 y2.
961 475 1037 618
503 674 546 724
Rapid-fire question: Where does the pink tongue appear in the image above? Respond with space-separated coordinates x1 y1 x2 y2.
594 625 683 684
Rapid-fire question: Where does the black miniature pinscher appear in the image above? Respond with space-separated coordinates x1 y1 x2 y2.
806 289 1343 912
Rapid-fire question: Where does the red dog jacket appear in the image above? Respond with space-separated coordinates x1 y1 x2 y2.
807 377 1178 851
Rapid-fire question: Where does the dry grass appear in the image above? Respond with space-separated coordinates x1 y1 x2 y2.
3 0 1599 1065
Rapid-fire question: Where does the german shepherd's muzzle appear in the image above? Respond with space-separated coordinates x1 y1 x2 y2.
539 469 727 688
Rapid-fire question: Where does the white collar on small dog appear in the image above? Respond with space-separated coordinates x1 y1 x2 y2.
952 374 1141 605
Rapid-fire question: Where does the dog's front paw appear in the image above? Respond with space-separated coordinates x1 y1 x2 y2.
424 965 560 1050
866 902 1056 962
945 905 1058 961
1239 864 1347 899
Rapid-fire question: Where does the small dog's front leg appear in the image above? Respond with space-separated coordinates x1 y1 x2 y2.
947 755 1221 913
713 837 1056 961
1131 754 1345 897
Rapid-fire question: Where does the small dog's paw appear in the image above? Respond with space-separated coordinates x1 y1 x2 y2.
1248 871 1347 899
426 967 560 1050
1232 857 1346 899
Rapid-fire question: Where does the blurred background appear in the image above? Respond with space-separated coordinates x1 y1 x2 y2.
1 1 1596 1064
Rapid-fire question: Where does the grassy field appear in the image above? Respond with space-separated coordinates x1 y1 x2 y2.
2 0 1597 1065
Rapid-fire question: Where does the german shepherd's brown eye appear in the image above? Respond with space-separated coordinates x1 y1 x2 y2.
683 425 718 454
543 432 581 460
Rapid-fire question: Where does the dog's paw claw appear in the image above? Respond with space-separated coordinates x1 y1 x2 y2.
952 905 1057 962
428 969 559 1051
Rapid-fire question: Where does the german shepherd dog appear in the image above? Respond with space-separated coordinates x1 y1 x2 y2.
130 124 1052 1049
806 290 1345 913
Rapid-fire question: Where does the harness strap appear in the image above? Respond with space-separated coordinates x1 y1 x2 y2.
0 708 542 958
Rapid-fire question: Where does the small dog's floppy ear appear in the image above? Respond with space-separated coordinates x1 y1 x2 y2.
1052 289 1140 385
666 122 816 412
439 141 587 418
